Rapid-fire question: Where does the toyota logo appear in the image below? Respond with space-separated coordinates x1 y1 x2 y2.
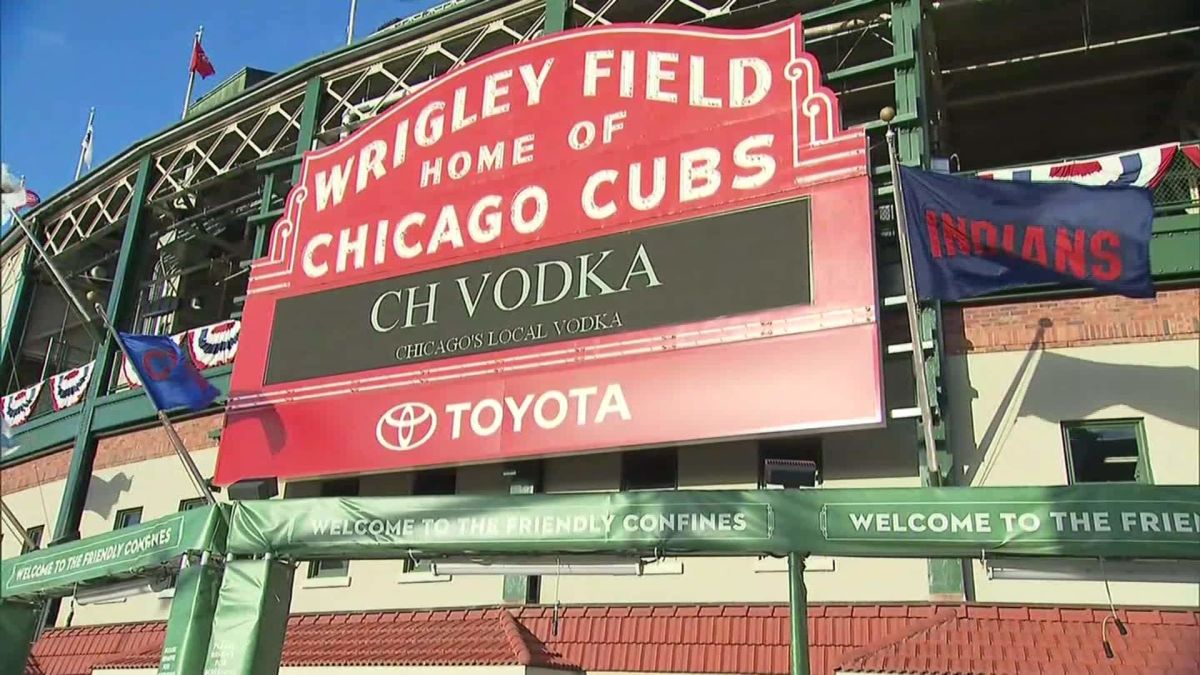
376 402 437 451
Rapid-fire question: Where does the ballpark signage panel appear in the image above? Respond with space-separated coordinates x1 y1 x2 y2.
216 17 881 484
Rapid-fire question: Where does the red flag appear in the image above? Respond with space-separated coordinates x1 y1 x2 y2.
24 190 40 209
189 40 215 79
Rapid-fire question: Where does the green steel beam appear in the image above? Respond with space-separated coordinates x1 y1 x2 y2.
827 53 913 83
291 77 323 184
888 0 963 598
544 0 569 34
51 155 154 545
0 240 36 391
251 76 320 261
805 0 889 22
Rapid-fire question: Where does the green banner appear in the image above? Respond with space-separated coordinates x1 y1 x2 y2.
1 504 228 601
158 555 223 675
227 485 1199 560
0 601 40 675
202 559 294 675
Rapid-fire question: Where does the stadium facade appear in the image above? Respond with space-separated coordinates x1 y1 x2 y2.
2 1 1198 673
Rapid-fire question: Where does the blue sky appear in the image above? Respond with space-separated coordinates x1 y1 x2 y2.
1 0 442 200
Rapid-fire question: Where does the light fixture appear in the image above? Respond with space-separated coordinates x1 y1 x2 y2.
984 556 1200 584
75 575 173 605
763 458 820 488
432 556 642 577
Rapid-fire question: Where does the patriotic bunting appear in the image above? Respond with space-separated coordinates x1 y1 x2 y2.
2 382 43 428
977 143 1178 189
50 362 95 411
188 319 240 368
0 319 238 434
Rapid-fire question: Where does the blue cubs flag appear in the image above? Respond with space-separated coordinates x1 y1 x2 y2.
119 333 220 411
898 165 1155 300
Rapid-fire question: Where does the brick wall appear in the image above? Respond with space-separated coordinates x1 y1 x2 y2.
943 288 1199 355
0 413 223 496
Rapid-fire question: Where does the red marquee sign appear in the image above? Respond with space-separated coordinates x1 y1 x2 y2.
215 17 882 485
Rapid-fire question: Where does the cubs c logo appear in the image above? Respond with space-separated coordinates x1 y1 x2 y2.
141 348 179 381
375 402 437 451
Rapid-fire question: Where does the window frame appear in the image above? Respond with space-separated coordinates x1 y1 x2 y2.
1061 418 1153 485
22 525 44 554
114 507 143 530
178 497 207 512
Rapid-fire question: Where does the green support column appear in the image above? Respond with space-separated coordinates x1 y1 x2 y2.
157 553 224 675
890 0 962 598
502 461 543 604
1 239 37 390
51 155 154 545
252 76 322 260
544 0 568 34
787 554 811 675
291 76 323 185
202 557 295 675
0 601 40 675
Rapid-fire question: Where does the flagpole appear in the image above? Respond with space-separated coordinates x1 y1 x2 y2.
5 210 103 342
74 107 95 181
91 303 218 505
182 26 203 120
882 108 942 484
346 0 358 45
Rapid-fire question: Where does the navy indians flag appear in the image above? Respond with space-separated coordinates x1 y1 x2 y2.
898 165 1155 301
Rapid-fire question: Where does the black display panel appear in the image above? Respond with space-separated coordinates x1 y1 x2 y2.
265 199 811 384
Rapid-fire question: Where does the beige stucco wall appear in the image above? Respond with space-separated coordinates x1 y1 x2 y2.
944 339 1200 606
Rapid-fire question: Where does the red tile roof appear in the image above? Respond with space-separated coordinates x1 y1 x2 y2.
838 605 1200 675
24 603 1200 675
29 609 572 674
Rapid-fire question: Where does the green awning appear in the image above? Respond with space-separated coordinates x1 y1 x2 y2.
226 485 1199 561
1 504 228 601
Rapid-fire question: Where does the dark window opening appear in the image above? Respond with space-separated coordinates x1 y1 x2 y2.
114 507 143 529
621 448 678 491
21 525 44 554
1063 420 1150 484
411 468 456 496
178 497 207 512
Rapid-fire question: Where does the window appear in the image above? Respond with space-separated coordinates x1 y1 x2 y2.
114 508 143 529
1063 419 1151 484
178 498 207 512
412 468 457 496
21 526 44 554
758 437 823 488
307 479 360 579
621 448 678 491
405 469 457 573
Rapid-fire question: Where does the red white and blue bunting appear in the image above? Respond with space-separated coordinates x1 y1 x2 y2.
2 382 43 428
49 362 95 411
977 143 1178 189
2 319 240 425
188 319 240 369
